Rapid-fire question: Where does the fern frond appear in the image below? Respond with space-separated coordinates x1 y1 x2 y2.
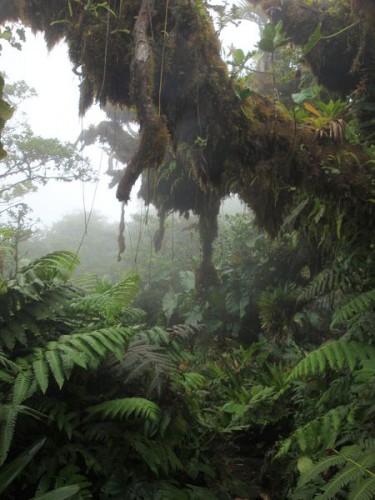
0 437 46 494
0 406 18 465
288 340 375 381
354 360 375 383
296 454 346 487
29 326 135 392
117 340 174 387
0 403 45 464
298 266 350 303
86 397 160 423
167 324 202 342
24 250 79 281
331 289 375 328
294 442 375 499
318 444 375 499
349 476 375 500
319 463 366 499
33 354 50 394
131 439 183 476
277 406 350 459
45 347 65 389
11 371 33 404
317 375 352 408
71 275 140 320
180 372 207 391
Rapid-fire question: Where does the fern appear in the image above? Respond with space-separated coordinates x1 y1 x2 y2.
350 476 375 500
130 439 183 476
37 398 80 439
295 454 347 488
298 266 351 303
11 371 33 405
0 406 19 465
0 255 79 351
293 441 375 499
180 372 207 391
317 375 353 408
286 406 349 456
29 326 135 392
331 289 375 328
0 438 46 494
70 275 140 322
288 340 375 381
22 251 79 282
115 339 174 398
86 397 160 423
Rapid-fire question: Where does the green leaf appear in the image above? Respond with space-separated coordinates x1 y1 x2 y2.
0 29 12 41
87 397 160 423
33 357 50 394
46 350 65 389
258 38 274 52
0 438 46 494
297 456 314 474
292 86 320 105
263 23 276 40
303 23 322 55
162 291 179 321
32 485 80 500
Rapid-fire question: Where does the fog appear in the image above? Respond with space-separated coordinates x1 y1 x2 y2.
1 9 258 228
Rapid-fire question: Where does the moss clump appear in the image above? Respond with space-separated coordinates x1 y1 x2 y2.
117 115 169 203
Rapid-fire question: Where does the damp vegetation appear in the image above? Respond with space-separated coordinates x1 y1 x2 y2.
0 0 375 498
3 0 372 280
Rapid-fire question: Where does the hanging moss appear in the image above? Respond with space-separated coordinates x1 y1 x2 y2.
117 115 169 202
3 0 375 283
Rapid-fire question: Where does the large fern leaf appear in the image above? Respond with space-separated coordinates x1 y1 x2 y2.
70 275 140 321
331 289 375 328
30 326 135 392
24 251 79 282
0 406 19 465
130 439 183 476
288 340 375 381
294 442 375 499
297 406 348 454
349 476 375 500
86 397 160 423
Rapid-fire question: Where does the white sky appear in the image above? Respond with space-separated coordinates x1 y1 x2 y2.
0 10 258 227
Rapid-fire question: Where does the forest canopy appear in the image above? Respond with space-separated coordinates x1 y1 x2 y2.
1 1 374 271
0 1 375 499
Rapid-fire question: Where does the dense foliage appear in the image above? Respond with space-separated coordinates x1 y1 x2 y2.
1 0 374 498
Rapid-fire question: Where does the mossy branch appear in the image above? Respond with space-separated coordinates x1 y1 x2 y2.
116 0 168 203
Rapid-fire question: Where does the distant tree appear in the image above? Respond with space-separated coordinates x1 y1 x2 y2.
0 79 95 273
1 79 93 204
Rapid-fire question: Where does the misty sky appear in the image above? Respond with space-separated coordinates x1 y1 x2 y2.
1 8 258 228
